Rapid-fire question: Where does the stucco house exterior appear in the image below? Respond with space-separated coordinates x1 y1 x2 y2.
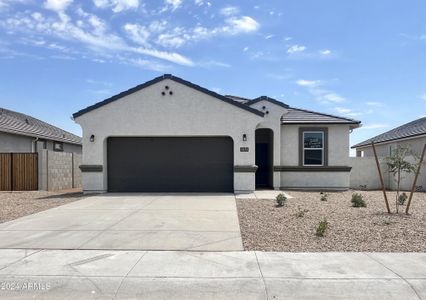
351 117 426 191
0 107 82 154
353 117 426 158
73 74 361 193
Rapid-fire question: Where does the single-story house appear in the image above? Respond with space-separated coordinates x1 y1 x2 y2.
353 117 426 158
73 74 361 193
0 107 82 154
351 117 426 191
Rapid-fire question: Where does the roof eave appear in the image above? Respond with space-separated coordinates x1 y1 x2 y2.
73 74 264 119
249 96 290 109
0 128 82 145
352 132 426 149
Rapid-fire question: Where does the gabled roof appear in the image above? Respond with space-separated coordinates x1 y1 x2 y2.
226 95 359 125
249 96 290 109
224 95 252 104
352 117 426 148
73 74 264 118
0 107 82 145
281 107 361 126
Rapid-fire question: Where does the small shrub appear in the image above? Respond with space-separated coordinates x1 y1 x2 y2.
295 206 308 218
320 192 328 202
351 193 366 208
398 193 408 205
276 193 287 207
383 219 394 226
316 218 328 237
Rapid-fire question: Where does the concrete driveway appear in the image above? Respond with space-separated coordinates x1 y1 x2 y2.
0 194 243 251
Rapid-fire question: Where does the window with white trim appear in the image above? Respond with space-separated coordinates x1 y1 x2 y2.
303 131 324 166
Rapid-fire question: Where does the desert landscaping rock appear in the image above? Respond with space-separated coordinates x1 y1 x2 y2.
237 190 426 252
0 189 85 224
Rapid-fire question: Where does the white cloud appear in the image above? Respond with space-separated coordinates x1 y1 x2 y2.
199 60 230 68
160 0 182 12
125 57 171 72
3 9 193 68
133 47 193 66
296 79 321 87
265 34 274 40
295 79 347 104
220 6 239 16
320 49 331 55
335 107 361 117
323 93 345 103
223 16 259 34
44 0 73 12
124 23 150 46
93 0 139 13
243 46 248 52
419 94 426 100
287 44 306 54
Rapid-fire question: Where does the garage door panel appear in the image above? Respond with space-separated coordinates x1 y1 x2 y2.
107 137 233 192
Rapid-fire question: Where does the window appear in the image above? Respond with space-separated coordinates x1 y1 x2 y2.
303 131 324 166
53 142 64 152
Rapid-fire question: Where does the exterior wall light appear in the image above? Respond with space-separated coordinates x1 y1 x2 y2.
90 134 95 142
242 134 247 141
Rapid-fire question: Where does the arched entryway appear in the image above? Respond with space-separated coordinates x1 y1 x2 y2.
255 128 273 189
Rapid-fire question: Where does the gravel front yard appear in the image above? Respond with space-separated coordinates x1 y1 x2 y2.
237 190 426 252
0 189 86 223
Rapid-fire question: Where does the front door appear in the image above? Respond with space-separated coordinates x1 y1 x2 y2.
255 129 273 189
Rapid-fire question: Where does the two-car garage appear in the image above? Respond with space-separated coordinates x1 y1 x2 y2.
107 137 234 192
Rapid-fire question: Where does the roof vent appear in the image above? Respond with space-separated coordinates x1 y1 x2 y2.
25 118 29 124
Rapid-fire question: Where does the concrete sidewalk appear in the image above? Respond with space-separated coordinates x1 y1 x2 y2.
0 250 425 299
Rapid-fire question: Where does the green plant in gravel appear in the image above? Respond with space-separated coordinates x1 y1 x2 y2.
275 193 287 207
295 206 309 218
316 218 328 237
320 192 328 202
351 193 366 208
386 146 418 213
398 192 408 205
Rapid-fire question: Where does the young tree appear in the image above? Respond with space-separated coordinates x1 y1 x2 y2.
386 147 417 213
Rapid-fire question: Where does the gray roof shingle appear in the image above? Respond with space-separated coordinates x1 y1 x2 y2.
352 117 426 148
282 108 361 125
0 107 82 145
226 95 359 125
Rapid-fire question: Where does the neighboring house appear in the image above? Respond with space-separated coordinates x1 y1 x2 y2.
0 107 82 154
352 117 426 158
73 74 360 193
350 117 426 192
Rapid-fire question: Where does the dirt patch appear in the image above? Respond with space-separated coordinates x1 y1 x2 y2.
0 189 87 223
237 190 426 252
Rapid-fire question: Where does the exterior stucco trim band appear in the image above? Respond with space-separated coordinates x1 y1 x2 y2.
79 165 103 172
234 165 258 172
274 166 352 172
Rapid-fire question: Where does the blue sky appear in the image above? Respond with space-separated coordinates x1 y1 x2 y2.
0 0 425 153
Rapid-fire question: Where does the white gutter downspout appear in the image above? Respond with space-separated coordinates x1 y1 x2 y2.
32 137 39 153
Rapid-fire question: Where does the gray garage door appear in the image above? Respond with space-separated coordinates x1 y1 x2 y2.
107 137 234 192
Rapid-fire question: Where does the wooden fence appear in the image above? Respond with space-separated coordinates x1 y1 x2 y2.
0 153 38 191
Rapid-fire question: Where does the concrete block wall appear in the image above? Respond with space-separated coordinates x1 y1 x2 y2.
350 157 426 191
38 150 82 191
